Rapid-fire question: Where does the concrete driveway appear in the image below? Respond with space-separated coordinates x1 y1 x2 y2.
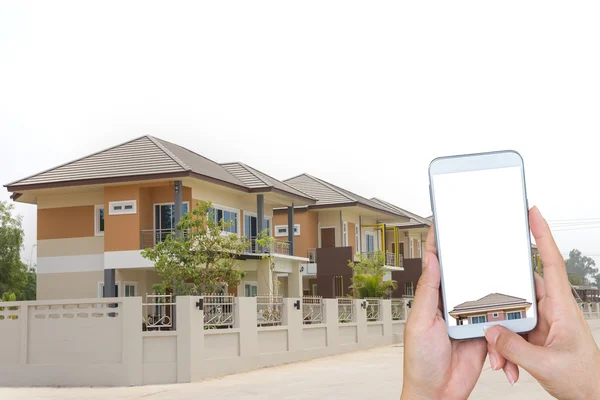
3 324 599 400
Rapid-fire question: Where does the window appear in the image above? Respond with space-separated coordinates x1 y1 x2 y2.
124 283 137 297
98 282 120 298
355 225 360 254
109 200 136 215
244 282 258 297
507 311 522 320
209 206 238 234
154 203 190 231
95 205 105 236
343 222 348 246
472 315 487 324
492 312 499 318
405 281 415 297
274 224 300 237
365 232 375 253
244 214 271 237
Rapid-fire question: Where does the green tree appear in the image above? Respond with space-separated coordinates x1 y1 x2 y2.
348 251 397 298
23 267 37 300
142 201 250 295
0 202 28 299
564 249 597 286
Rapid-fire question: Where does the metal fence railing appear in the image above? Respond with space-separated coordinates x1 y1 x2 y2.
244 237 291 256
302 296 323 325
337 298 354 323
143 294 175 331
256 295 284 327
365 298 381 322
204 294 235 328
391 299 406 321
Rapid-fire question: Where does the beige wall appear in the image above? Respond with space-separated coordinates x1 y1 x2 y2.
37 271 104 300
37 190 104 209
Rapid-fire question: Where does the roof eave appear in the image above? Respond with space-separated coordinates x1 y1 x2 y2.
249 187 317 204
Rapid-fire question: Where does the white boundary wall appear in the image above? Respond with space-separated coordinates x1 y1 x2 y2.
0 296 404 387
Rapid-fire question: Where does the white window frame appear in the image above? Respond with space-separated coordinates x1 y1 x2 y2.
355 225 360 254
243 211 272 237
274 224 300 237
244 281 258 297
94 205 105 236
418 240 422 258
153 202 191 231
123 281 138 297
471 315 487 324
365 232 376 253
343 221 348 247
97 281 121 298
492 312 499 318
208 203 241 235
506 311 522 320
109 200 137 215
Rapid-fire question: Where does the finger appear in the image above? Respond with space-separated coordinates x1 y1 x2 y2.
502 361 519 386
487 342 506 371
410 251 441 325
529 206 571 298
534 272 546 302
485 325 546 377
425 224 437 255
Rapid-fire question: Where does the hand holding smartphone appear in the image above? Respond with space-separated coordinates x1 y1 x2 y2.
429 151 537 340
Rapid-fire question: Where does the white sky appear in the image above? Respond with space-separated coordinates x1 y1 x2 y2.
1 1 599 268
433 167 534 325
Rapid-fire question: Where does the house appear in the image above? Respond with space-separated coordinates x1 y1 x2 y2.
449 293 532 325
272 173 431 298
4 135 317 300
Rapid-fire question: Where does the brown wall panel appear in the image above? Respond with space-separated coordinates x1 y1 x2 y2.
37 206 95 240
348 222 356 254
104 185 141 252
316 247 354 298
391 258 423 298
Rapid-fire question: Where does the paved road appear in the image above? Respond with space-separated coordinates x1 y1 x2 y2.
2 324 599 400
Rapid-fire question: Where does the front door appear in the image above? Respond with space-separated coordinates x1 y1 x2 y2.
399 242 405 257
321 228 336 248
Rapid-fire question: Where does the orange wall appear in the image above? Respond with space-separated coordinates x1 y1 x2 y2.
273 209 318 258
348 222 356 253
37 206 95 240
104 185 141 252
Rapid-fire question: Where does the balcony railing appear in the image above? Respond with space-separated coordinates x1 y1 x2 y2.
141 229 190 249
360 251 401 267
244 237 291 256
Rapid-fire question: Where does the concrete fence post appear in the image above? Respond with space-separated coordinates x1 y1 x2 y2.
19 302 28 365
283 298 303 353
121 297 143 385
355 299 367 348
177 296 204 383
236 297 258 358
323 299 339 354
381 299 392 345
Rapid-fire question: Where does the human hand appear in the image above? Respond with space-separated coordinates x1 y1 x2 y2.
401 226 496 400
485 206 600 400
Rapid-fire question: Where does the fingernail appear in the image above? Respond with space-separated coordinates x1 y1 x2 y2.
489 353 499 371
485 326 500 345
505 370 515 386
422 253 429 269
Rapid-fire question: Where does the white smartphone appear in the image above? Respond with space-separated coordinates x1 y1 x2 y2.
429 151 537 340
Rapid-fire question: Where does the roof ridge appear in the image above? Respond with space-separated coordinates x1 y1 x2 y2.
146 135 190 171
301 173 356 203
4 135 158 187
239 165 317 201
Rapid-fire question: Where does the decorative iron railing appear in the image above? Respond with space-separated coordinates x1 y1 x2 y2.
256 295 284 327
244 237 291 256
365 298 381 322
337 298 355 323
302 296 323 324
143 294 175 331
391 299 406 321
203 294 235 328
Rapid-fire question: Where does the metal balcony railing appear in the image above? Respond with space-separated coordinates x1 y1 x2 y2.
244 237 291 256
360 251 400 267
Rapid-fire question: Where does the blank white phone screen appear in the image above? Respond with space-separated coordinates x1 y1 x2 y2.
433 166 534 327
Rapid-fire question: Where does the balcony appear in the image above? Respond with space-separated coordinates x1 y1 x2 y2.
141 229 291 257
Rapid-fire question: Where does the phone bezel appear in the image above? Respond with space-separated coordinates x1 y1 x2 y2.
429 150 538 340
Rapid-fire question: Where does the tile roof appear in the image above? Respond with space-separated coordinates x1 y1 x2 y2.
369 198 431 226
452 293 531 312
5 135 315 202
283 173 409 218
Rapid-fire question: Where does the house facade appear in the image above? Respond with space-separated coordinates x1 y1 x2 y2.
5 136 317 300
272 174 431 298
449 293 532 325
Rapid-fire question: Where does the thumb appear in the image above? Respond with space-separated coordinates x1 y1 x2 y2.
485 325 546 377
